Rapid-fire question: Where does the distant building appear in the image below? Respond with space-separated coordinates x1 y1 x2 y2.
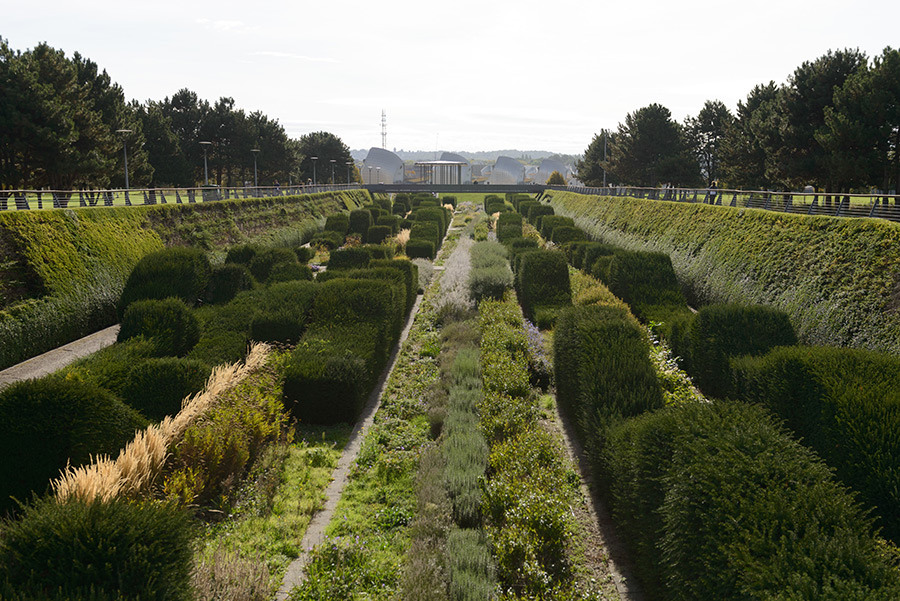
439 152 471 182
362 147 404 184
490 156 523 185
537 158 569 184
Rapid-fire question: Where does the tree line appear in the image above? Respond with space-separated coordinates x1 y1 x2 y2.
578 48 900 194
0 39 357 191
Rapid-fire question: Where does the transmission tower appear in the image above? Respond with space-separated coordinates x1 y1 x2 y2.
381 110 387 149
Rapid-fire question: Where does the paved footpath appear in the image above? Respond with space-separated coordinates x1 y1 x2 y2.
0 325 119 389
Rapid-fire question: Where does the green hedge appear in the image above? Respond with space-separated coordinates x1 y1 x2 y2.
550 226 586 245
247 247 297 283
526 204 554 225
685 303 797 398
367 225 392 245
0 378 147 514
0 497 194 600
310 230 344 250
406 239 435 260
349 209 373 238
117 246 211 314
324 213 350 235
0 189 366 370
370 258 418 312
328 247 371 270
601 400 900 600
732 345 900 542
204 263 254 304
121 357 211 421
117 298 200 357
413 206 450 235
553 305 663 452
377 214 400 235
604 250 689 323
515 250 571 325
539 215 574 241
315 267 408 339
545 189 900 354
266 261 313 284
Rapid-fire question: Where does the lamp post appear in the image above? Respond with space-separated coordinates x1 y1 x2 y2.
346 161 353 184
251 148 260 189
602 129 608 188
367 166 372 183
376 167 381 184
311 156 318 185
116 129 132 190
330 159 336 184
200 141 212 186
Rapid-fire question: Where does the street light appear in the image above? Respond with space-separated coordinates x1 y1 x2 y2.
311 156 318 185
367 165 372 183
251 148 260 188
200 141 212 186
330 159 336 184
376 167 381 184
346 161 353 184
116 129 132 190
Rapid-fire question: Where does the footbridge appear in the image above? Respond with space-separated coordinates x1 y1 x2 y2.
364 183 549 195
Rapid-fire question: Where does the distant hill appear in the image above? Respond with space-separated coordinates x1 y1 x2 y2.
350 148 580 164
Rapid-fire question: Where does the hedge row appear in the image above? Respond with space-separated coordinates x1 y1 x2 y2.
0 189 368 370
514 250 571 328
545 189 900 354
405 203 451 260
733 345 900 543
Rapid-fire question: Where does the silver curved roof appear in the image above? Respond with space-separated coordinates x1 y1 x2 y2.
490 156 523 185
363 147 405 183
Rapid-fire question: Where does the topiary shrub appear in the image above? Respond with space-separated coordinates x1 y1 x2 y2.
392 198 410 215
526 204 554 225
367 225 392 245
442 195 457 208
413 207 450 235
328 247 371 270
370 258 418 311
349 209 373 238
0 497 194 600
411 221 441 253
406 238 435 260
315 268 408 339
247 247 297 283
0 379 147 514
539 215 575 240
732 345 900 542
267 261 313 284
517 200 538 219
205 263 254 304
565 241 593 269
121 358 211 421
469 265 514 303
310 278 398 361
310 230 344 250
605 250 687 322
118 298 200 357
516 250 571 324
294 246 317 263
250 308 307 345
377 214 400 235
361 244 395 260
601 400 900 600
689 303 797 398
224 244 259 265
324 213 350 235
497 223 523 243
551 226 586 245
118 247 211 315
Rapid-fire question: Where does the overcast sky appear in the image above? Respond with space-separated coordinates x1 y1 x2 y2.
4 0 899 155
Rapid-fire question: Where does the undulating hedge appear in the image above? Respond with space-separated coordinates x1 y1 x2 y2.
538 215 574 241
732 344 900 542
117 298 201 357
0 378 147 514
370 258 419 311
545 189 900 354
550 225 586 245
266 261 313 284
121 357 211 421
601 399 900 600
328 247 371 270
515 250 571 326
117 246 211 314
0 189 368 370
602 249 689 323
324 213 350 235
204 263 254 304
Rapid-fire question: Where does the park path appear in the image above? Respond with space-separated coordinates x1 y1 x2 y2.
0 325 119 390
274 293 424 600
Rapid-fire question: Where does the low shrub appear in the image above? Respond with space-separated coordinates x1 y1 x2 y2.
526 204 554 225
515 250 571 324
266 261 313 284
367 225 392 245
377 214 400 234
309 230 344 250
0 378 147 514
361 242 394 260
121 358 211 421
349 209 373 238
496 223 522 243
58 338 158 399
324 213 350 235
118 298 200 357
247 247 296 283
470 240 508 269
550 225 586 245
411 221 441 253
604 250 688 323
370 258 419 311
0 497 194 600
224 244 258 265
406 238 435 259
688 303 797 398
554 305 663 453
328 247 371 270
447 528 496 601
205 263 254 304
469 266 513 304
118 246 211 314
294 246 317 263
601 400 900 600
732 345 900 542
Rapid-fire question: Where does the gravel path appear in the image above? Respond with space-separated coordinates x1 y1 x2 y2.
0 325 119 390
274 294 424 600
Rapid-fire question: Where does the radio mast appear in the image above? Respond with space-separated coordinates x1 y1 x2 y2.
381 110 387 149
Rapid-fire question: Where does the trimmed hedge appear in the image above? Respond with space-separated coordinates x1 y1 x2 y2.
224 243 258 265
406 238 435 260
601 400 900 600
685 303 797 398
603 250 689 323
413 206 450 235
118 246 211 314
539 215 574 241
370 258 418 311
309 230 344 250
266 261 313 284
315 267 408 339
366 225 392 245
554 305 663 452
515 250 572 325
526 204 554 225
550 226 586 245
121 357 211 421
247 280 318 345
349 209 373 238
247 246 296 283
377 214 400 235
0 497 194 600
328 247 371 270
732 345 900 542
117 298 200 357
324 213 350 235
204 263 254 304
410 221 441 253
545 189 900 354
0 378 147 514
294 246 317 263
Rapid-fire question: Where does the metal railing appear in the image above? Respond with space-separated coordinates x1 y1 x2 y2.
558 185 900 223
0 184 363 211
